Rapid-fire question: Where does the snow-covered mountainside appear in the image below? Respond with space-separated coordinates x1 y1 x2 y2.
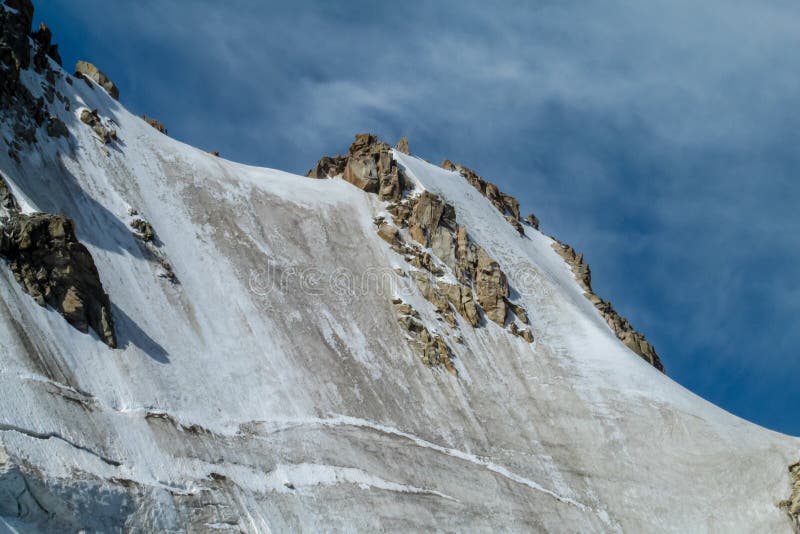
0 2 798 532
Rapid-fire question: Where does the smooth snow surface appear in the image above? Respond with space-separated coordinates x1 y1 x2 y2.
0 63 797 532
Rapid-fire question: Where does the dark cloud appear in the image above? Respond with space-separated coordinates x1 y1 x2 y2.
36 0 800 434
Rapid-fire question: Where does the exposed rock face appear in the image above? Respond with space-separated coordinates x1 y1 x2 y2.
779 461 800 531
395 137 409 155
0 213 116 347
142 115 167 135
31 22 61 69
525 213 540 230
4 0 33 29
553 241 664 372
474 247 509 325
307 134 406 201
1 0 33 72
436 280 480 327
344 134 405 201
1 0 59 157
394 298 456 374
306 155 347 179
312 134 533 364
408 191 458 265
75 60 119 100
0 174 116 346
80 108 116 144
130 218 155 242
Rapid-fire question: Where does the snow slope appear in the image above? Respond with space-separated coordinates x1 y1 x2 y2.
0 57 797 532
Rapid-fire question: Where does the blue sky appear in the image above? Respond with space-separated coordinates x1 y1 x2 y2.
34 1 799 435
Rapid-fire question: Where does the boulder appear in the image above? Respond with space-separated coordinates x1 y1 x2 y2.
376 223 400 247
0 212 116 347
75 60 120 100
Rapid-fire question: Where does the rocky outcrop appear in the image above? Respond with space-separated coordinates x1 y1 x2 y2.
130 218 155 242
306 155 347 179
31 23 61 70
780 461 800 532
1 0 61 157
343 134 405 201
473 247 509 325
0 187 116 347
1 0 33 71
394 298 456 374
436 280 480 327
307 134 406 201
395 137 409 155
80 109 116 144
4 0 33 28
142 115 167 135
442 159 532 236
403 191 515 326
75 61 119 100
553 241 664 372
0 175 116 346
408 191 458 266
315 134 533 365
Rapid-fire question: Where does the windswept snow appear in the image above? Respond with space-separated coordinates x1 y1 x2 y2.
0 59 796 532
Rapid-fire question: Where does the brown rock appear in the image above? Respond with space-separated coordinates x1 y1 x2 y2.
307 155 347 179
437 281 480 327
142 115 167 135
80 109 115 144
343 133 406 200
525 213 540 230
0 210 117 347
780 461 800 528
376 223 400 247
474 247 509 325
395 137 410 154
130 219 155 242
506 216 525 236
75 60 119 100
408 191 458 267
411 271 456 326
394 298 456 374
508 301 529 324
